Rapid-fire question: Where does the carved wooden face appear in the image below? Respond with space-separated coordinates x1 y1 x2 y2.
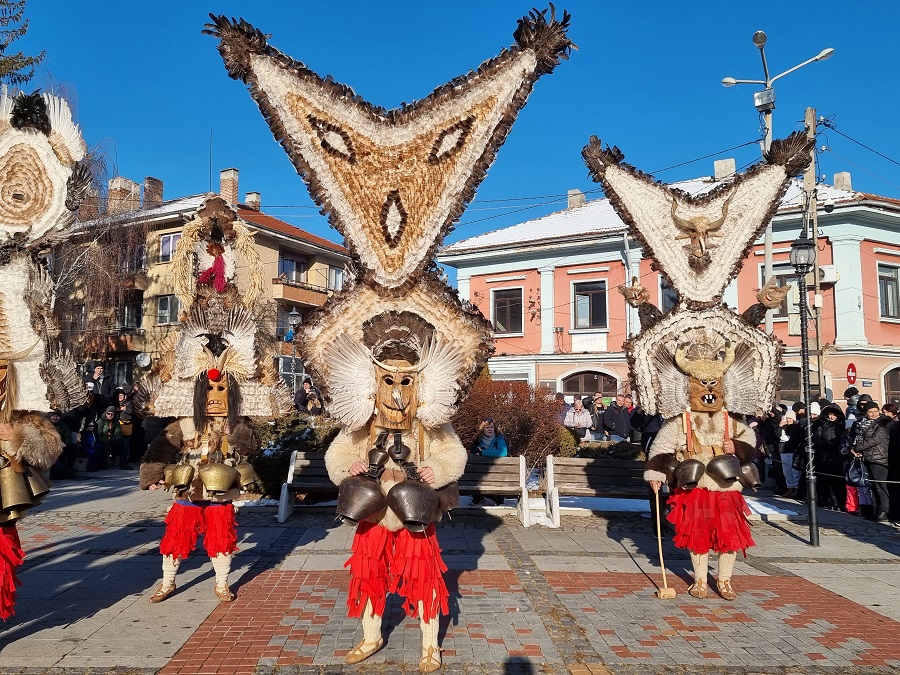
689 374 725 413
374 360 417 430
206 373 229 417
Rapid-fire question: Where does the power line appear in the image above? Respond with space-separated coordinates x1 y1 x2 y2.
819 119 900 169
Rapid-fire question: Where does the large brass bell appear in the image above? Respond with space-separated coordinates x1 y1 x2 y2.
169 464 195 491
336 474 387 525
24 465 50 500
0 507 25 525
163 464 178 488
672 459 705 490
198 462 239 495
235 462 259 491
0 464 35 512
706 454 741 483
386 481 439 532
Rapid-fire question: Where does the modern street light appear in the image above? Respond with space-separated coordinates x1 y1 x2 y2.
722 31 834 334
789 233 819 547
288 306 302 399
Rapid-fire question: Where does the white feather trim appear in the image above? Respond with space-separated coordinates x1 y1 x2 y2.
415 337 464 428
321 333 376 431
43 93 86 163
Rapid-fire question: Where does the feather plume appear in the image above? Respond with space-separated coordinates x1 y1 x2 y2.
416 337 465 428
202 14 272 83
65 162 93 211
10 91 50 135
40 345 87 411
321 333 376 431
217 305 257 381
231 219 265 306
512 4 577 75
44 93 87 163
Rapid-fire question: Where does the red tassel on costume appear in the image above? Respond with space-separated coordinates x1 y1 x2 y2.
0 525 23 621
160 503 205 559
667 487 754 554
202 504 238 557
345 522 390 618
390 524 449 622
198 255 227 293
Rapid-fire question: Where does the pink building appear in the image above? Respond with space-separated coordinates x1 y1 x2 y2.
439 166 900 406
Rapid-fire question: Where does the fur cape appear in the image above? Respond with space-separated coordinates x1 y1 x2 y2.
325 423 467 532
3 411 63 468
644 411 756 493
139 416 259 502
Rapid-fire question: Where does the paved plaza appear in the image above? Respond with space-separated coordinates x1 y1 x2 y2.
0 472 899 674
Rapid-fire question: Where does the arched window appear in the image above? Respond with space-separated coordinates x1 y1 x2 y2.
777 367 821 405
885 367 900 406
562 371 618 401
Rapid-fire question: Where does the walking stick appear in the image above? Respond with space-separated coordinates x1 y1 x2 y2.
653 484 676 599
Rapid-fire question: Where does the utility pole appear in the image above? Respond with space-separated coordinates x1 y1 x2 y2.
802 107 827 399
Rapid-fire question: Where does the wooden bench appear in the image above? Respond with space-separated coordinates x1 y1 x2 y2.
277 450 337 523
545 455 647 527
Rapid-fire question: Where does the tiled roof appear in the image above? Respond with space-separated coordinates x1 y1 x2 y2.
237 208 348 256
443 176 863 254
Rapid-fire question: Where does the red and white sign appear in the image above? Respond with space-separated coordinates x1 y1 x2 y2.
847 363 857 385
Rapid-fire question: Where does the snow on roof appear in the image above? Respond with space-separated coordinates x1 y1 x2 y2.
443 176 861 255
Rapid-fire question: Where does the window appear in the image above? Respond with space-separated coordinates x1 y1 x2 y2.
120 244 147 272
121 291 143 329
108 361 132 389
777 367 821 404
159 233 181 263
157 295 181 325
279 254 307 283
660 276 679 313
761 263 795 318
279 356 305 393
573 280 607 329
492 288 523 334
328 266 345 291
562 371 618 400
885 367 900 406
68 302 85 332
879 264 899 319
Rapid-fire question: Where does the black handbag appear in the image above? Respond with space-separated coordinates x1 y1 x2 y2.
792 452 806 471
845 456 869 487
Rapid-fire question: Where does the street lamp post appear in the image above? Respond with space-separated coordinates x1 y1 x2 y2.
789 234 819 547
722 31 834 335
288 306 301 399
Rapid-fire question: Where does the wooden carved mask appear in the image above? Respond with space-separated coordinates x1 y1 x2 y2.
374 360 418 431
206 371 229 417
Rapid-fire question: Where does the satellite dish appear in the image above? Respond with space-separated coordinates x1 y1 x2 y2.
135 352 151 368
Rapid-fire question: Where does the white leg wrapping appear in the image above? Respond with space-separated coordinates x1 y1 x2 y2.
362 600 383 644
689 551 709 583
161 555 180 588
210 553 232 588
717 551 737 580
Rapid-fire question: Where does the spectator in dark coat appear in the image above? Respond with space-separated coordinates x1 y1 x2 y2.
760 406 786 493
882 403 900 521
294 379 321 411
601 394 632 442
83 363 115 412
813 404 846 510
851 402 891 521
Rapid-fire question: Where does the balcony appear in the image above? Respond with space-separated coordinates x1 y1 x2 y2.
271 277 330 307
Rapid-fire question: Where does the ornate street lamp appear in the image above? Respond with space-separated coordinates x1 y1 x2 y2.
790 234 819 546
288 306 301 398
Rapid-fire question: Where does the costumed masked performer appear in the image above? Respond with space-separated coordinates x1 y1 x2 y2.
584 130 813 601
203 7 573 671
137 196 292 603
0 90 91 619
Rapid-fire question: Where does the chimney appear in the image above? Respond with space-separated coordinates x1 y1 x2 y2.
714 158 736 181
220 168 238 205
245 191 261 211
567 189 585 209
834 171 852 192
78 186 100 221
107 176 140 215
143 177 163 209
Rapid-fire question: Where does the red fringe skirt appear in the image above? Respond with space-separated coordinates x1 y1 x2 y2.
345 522 449 623
667 487 755 555
160 502 238 559
0 524 23 621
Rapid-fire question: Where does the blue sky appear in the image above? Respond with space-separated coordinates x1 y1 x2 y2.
21 1 900 247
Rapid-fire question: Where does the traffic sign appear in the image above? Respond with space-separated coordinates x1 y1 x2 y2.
847 363 857 385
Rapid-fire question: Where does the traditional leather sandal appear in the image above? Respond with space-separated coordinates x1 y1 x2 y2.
149 584 176 604
344 638 384 664
419 645 442 673
687 578 708 599
717 578 737 601
213 585 235 602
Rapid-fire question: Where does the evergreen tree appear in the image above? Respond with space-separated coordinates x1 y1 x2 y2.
0 1 43 86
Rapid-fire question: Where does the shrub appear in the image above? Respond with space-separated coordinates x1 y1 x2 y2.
451 379 565 470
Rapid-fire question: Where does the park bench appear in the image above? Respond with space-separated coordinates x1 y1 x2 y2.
277 451 531 526
544 455 646 527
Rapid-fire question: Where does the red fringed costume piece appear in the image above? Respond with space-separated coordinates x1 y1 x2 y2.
345 522 449 623
160 502 238 560
667 487 754 555
198 255 227 293
0 524 23 620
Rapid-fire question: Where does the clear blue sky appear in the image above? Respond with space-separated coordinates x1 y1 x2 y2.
21 1 900 247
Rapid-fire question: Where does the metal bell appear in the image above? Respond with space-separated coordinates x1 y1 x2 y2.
163 464 177 488
386 481 439 532
234 462 259 490
336 474 387 525
660 454 680 483
24 465 50 500
169 464 195 491
198 462 239 495
388 443 412 463
706 454 741 483
368 447 390 467
737 462 762 490
0 507 24 525
672 459 705 490
0 465 35 511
